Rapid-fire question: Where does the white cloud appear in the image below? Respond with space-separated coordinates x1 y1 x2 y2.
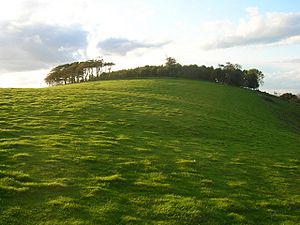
0 0 169 72
0 69 48 88
262 73 300 94
282 58 300 64
203 8 300 49
260 61 300 94
97 38 170 56
0 1 298 93
0 22 88 73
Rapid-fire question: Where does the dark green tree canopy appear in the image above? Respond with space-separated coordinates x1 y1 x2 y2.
45 57 265 90
244 69 264 89
165 57 177 67
45 58 115 86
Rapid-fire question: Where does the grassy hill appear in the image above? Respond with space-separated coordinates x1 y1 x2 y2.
0 78 299 225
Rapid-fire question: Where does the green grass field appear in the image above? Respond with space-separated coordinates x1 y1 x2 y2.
0 78 299 224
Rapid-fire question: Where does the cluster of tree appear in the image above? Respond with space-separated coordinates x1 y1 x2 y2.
45 58 115 85
45 57 264 89
98 58 264 89
280 93 300 104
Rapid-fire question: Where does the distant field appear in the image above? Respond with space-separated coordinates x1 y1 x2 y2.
0 79 299 224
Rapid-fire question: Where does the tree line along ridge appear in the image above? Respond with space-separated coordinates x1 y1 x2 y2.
45 57 265 89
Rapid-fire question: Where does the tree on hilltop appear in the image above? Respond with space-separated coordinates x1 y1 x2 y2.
45 57 265 91
244 69 264 89
165 57 177 67
45 58 115 86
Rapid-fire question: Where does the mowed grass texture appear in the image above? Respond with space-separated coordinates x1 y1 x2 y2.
0 79 299 225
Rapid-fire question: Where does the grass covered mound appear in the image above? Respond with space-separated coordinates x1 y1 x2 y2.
0 79 299 224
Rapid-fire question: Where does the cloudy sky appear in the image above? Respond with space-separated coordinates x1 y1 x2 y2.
0 0 299 93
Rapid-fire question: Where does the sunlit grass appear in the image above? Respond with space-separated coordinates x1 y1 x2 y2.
0 78 299 224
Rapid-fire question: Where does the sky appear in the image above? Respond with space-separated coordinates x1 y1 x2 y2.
0 0 299 94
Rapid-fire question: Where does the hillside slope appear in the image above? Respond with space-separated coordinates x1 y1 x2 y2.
0 79 299 224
